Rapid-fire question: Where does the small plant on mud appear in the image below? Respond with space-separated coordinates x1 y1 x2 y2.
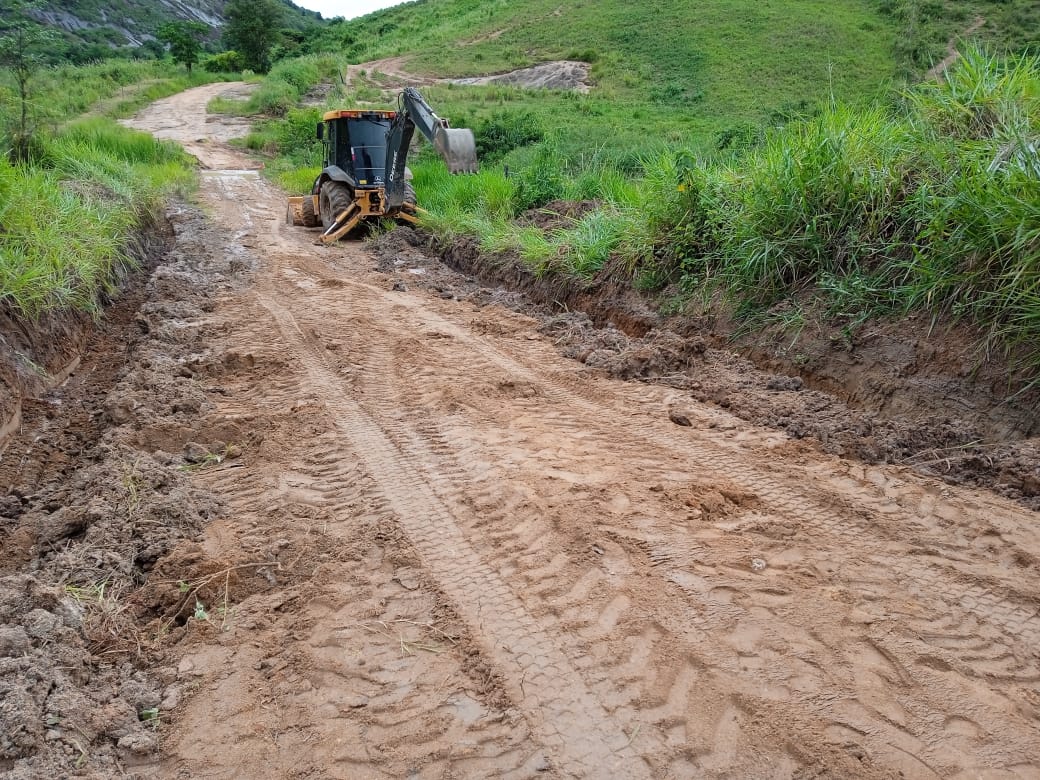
122 459 142 518
138 707 161 730
178 444 239 472
65 581 116 609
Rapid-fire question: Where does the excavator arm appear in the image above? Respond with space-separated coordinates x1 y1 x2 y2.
384 87 478 208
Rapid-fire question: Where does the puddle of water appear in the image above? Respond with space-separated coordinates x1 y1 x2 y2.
203 170 261 177
446 693 484 724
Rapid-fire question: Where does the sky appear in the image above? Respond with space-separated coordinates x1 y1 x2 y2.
293 0 410 20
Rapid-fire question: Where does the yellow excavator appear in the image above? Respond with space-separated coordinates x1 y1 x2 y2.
286 87 478 243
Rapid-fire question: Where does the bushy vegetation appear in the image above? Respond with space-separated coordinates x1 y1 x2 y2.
417 48 1040 372
872 0 1039 75
210 53 340 116
0 119 194 315
4 0 323 66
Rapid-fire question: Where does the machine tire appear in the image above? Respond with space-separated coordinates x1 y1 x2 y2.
319 181 353 227
301 195 319 227
403 182 417 206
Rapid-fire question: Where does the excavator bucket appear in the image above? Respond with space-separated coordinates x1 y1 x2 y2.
435 127 479 174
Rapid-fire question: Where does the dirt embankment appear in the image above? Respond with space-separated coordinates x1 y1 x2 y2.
0 225 170 450
373 222 1040 508
0 203 253 777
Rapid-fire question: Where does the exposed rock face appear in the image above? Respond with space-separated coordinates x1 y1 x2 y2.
26 0 316 48
28 0 227 46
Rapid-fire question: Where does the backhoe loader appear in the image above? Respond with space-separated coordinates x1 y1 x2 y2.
286 87 478 243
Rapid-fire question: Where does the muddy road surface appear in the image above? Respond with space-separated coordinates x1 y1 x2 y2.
15 83 1038 778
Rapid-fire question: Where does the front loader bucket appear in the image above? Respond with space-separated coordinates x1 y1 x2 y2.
435 127 479 174
286 196 307 226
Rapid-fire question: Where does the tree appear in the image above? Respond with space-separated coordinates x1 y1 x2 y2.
223 0 283 73
0 0 58 162
156 20 209 73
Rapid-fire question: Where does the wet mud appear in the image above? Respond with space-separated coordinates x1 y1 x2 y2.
2 82 1039 779
409 227 1040 509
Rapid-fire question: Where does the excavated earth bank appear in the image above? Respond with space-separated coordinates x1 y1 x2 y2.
0 205 249 777
398 219 1040 509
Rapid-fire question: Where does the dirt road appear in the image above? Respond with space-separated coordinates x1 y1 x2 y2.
114 84 1040 778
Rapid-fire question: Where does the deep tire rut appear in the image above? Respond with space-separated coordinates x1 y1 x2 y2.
256 292 650 777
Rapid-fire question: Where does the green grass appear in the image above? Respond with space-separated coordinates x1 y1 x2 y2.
417 47 1040 374
0 62 205 317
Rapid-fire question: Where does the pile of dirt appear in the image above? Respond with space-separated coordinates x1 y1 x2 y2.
0 203 255 777
365 225 1040 509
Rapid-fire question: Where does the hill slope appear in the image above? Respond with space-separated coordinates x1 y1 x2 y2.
25 0 321 49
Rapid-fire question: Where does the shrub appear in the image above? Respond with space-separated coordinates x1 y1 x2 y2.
474 109 543 162
204 51 246 73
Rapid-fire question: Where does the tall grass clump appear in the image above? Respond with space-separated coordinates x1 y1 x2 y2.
0 119 195 317
633 46 1039 370
216 53 343 117
700 104 920 302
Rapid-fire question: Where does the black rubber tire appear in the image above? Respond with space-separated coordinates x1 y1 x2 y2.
319 181 353 227
403 182 417 206
301 195 319 227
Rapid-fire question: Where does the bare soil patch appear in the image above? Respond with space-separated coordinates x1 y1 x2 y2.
371 225 1040 508
347 57 592 93
451 61 592 92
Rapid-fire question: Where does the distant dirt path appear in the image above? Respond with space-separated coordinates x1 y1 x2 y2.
346 56 592 92
926 16 986 80
123 85 1040 778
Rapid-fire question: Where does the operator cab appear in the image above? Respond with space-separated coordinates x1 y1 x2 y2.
317 110 396 188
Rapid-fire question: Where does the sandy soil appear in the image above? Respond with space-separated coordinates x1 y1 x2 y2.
3 82 1039 778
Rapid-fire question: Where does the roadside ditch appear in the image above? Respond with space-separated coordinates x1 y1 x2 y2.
366 219 1040 509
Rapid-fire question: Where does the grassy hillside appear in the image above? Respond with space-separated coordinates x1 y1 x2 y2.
234 0 911 187
316 0 901 132
225 0 1039 380
266 0 1037 165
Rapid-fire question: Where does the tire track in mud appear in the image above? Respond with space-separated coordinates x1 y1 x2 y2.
254 291 652 777
268 271 1039 777
164 311 546 777
316 274 1040 663
277 272 1040 776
